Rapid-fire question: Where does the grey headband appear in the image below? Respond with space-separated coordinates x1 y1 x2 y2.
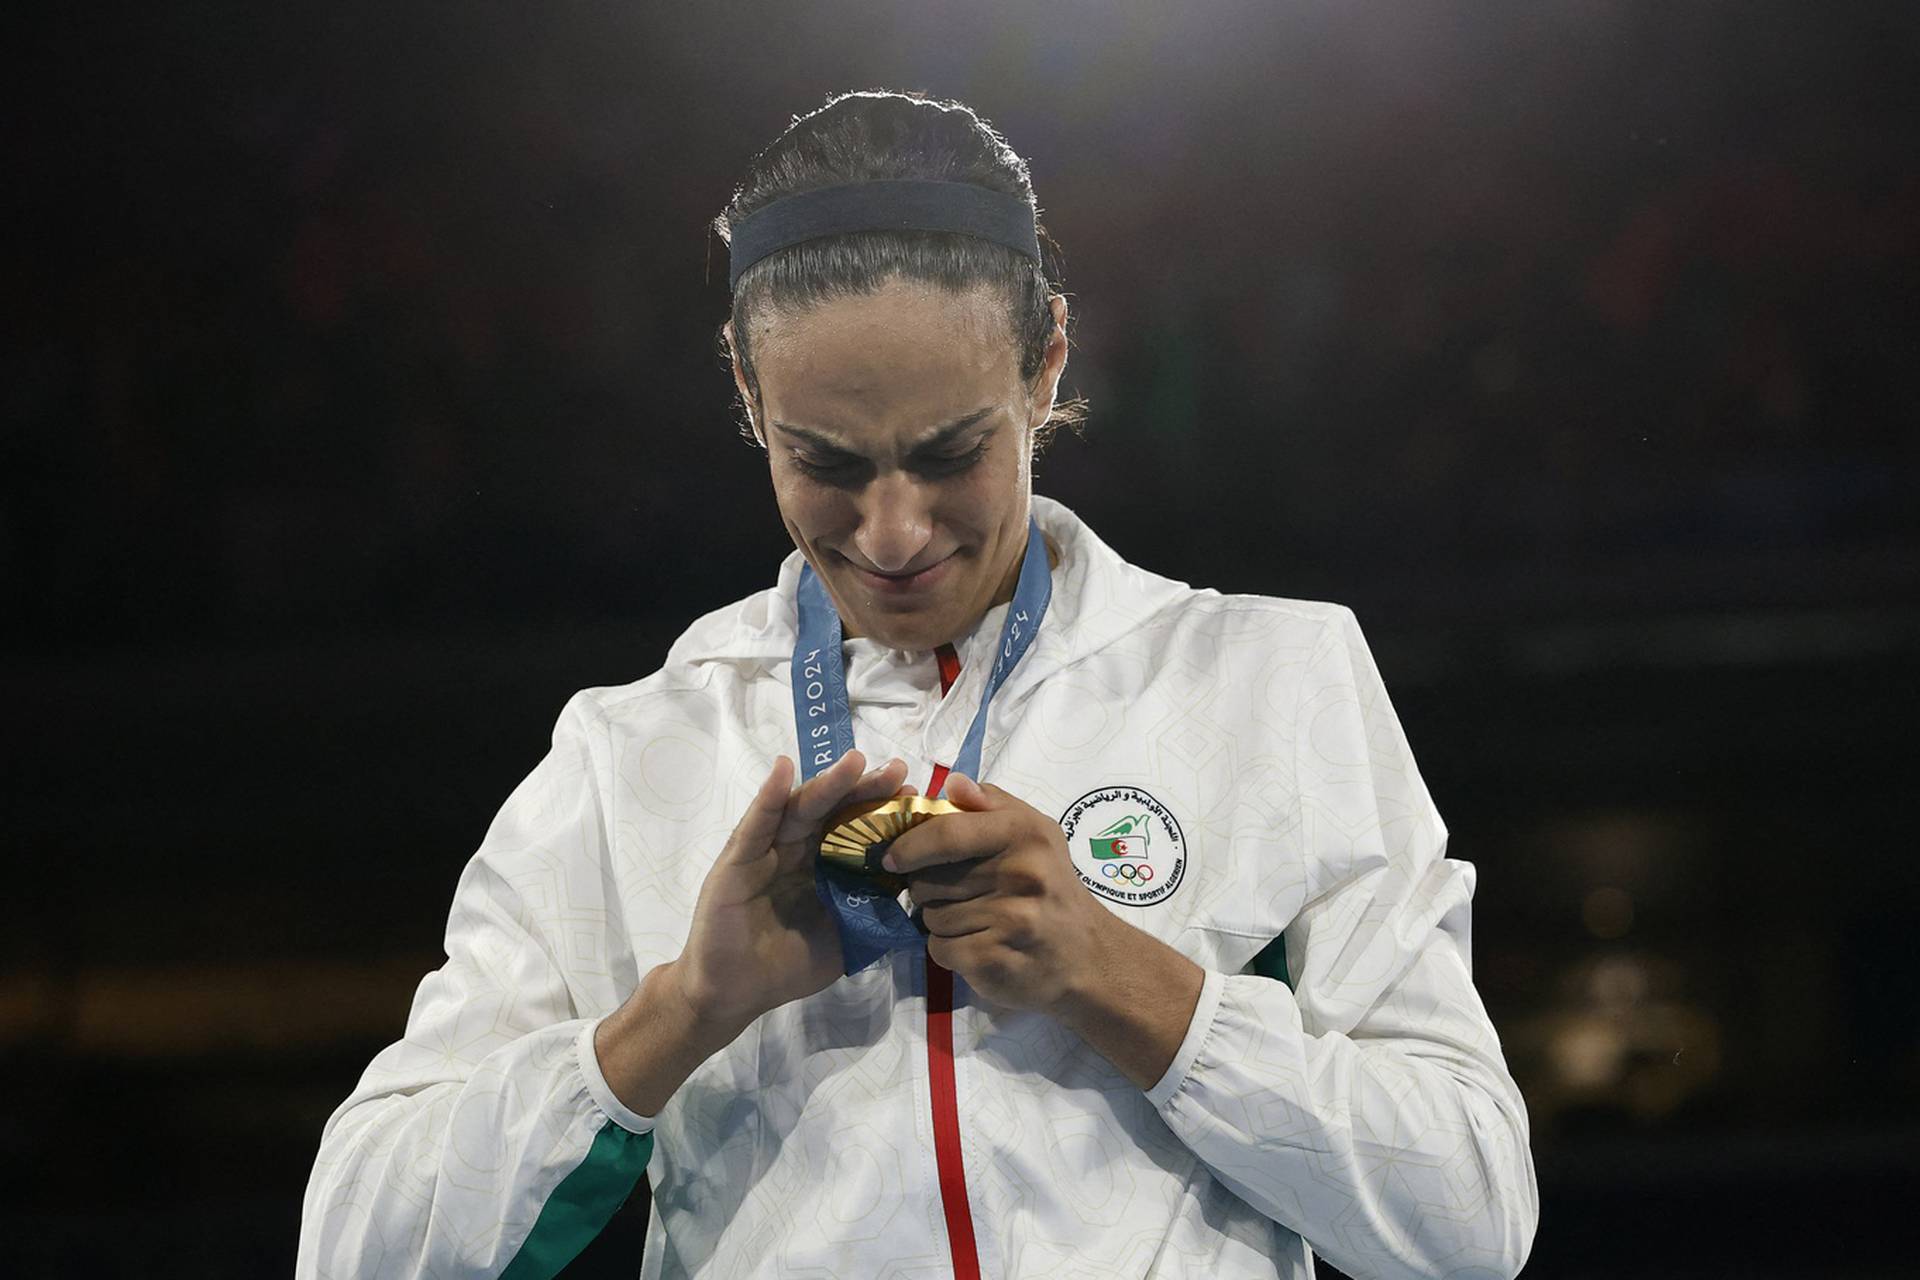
726 179 1040 291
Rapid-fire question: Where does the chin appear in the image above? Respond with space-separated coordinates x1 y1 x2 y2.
818 553 984 651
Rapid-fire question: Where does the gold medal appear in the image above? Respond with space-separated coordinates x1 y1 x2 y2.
818 796 959 890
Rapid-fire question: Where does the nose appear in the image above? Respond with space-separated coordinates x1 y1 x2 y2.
852 472 934 573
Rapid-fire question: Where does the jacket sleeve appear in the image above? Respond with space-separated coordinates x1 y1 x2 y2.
1146 606 1539 1280
297 692 656 1280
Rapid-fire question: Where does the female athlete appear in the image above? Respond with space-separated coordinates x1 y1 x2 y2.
298 89 1538 1280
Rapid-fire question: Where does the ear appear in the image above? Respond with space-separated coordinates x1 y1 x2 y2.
1027 294 1069 432
724 320 765 447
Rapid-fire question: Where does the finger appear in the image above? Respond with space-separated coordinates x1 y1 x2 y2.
720 756 795 864
789 749 867 821
778 754 905 842
926 931 982 977
883 809 1018 875
791 758 910 844
904 858 995 904
940 772 1009 813
828 753 909 810
771 757 908 873
919 897 996 939
840 756 910 805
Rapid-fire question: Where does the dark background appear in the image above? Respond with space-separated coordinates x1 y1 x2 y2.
6 2 1918 1276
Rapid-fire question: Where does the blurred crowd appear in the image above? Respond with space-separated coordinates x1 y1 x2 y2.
10 4 1914 653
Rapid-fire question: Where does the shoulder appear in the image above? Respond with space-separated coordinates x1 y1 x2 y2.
1146 586 1352 636
562 574 796 734
1038 495 1363 671
1111 574 1365 681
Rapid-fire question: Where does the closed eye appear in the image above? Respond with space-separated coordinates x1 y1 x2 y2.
912 439 990 477
789 451 869 484
788 437 990 484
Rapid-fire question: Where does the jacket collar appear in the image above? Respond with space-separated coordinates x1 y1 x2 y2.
666 495 1192 702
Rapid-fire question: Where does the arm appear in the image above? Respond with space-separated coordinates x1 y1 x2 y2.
895 607 1537 1280
1050 875 1536 1280
297 693 661 1280
1128 606 1537 1280
298 695 908 1279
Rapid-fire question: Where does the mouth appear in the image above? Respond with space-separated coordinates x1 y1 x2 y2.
840 549 959 597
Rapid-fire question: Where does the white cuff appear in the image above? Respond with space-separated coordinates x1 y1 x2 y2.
1144 967 1226 1110
576 1017 659 1136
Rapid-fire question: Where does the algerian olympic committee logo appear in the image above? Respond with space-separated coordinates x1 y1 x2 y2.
1059 785 1185 907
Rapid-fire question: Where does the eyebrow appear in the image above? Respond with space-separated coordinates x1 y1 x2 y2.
770 407 998 455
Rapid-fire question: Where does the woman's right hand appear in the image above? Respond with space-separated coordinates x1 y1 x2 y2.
669 749 908 1041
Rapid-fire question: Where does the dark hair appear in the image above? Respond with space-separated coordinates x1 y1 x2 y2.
714 89 1086 448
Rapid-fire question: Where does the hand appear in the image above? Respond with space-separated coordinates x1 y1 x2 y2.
881 773 1117 1015
672 750 908 1040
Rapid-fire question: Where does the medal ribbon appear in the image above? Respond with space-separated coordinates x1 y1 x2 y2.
791 516 1053 975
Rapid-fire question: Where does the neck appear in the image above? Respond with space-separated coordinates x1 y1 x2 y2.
989 530 1060 607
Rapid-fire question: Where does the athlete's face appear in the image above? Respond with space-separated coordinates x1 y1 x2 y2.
732 279 1067 651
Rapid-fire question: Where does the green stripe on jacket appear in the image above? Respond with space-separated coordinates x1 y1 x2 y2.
1251 935 1291 989
499 1122 653 1279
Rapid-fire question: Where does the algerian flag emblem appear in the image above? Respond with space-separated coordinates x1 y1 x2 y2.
1059 786 1186 908
1089 814 1151 860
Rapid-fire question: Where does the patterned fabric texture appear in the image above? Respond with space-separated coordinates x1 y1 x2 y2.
297 495 1538 1279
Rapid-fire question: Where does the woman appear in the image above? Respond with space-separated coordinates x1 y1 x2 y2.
299 90 1538 1279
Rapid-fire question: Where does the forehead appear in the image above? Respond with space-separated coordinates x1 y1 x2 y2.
749 280 1018 434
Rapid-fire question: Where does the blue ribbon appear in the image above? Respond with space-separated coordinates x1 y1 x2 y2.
791 517 1053 975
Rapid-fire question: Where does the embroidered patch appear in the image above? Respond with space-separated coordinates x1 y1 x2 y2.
1059 785 1186 907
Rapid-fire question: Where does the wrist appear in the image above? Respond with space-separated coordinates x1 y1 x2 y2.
661 955 767 1051
1047 906 1130 1027
1048 912 1205 1090
592 958 745 1118
649 957 749 1057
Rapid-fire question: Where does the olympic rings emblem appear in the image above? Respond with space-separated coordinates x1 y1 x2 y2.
1060 786 1185 908
1099 861 1155 883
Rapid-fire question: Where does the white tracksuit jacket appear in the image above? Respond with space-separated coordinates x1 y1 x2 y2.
298 495 1539 1279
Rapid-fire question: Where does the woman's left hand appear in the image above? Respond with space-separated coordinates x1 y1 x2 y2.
882 772 1119 1014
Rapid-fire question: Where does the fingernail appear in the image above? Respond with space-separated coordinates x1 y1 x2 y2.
881 851 899 871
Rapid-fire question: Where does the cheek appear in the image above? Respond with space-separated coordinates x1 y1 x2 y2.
771 471 850 541
957 445 1028 526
